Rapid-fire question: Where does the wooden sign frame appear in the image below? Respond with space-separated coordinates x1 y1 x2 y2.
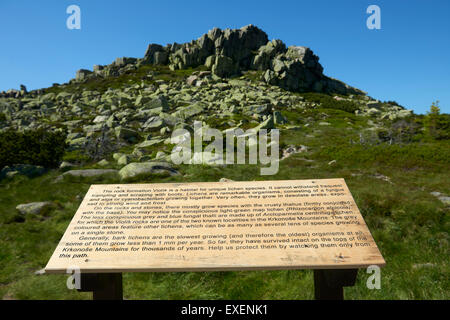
44 179 385 300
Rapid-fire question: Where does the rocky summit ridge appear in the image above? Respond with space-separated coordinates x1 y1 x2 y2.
0 25 413 173
2 25 364 98
77 24 363 95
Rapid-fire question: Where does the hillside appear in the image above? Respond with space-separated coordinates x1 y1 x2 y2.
0 25 448 300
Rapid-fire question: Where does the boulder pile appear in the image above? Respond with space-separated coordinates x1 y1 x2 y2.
70 25 364 95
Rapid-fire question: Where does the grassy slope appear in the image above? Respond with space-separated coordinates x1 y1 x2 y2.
0 70 449 300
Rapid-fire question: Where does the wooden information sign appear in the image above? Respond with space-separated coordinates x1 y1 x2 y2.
44 178 385 299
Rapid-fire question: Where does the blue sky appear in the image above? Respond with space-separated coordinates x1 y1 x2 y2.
0 0 449 114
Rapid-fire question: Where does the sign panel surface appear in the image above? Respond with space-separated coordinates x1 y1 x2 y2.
45 179 385 273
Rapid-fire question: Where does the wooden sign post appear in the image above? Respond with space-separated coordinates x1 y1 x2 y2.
44 178 385 300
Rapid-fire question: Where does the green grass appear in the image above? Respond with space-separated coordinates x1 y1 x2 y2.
1 104 449 300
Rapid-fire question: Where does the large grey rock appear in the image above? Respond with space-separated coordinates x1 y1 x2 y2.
186 75 198 86
58 169 119 181
205 55 216 68
211 55 239 77
16 202 53 215
211 25 268 69
263 69 276 84
286 46 322 72
119 162 180 180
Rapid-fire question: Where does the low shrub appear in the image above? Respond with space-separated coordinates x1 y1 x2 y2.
0 129 67 168
300 92 360 113
316 141 450 169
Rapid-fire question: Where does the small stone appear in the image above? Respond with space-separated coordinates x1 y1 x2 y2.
119 162 180 180
56 169 119 181
186 75 198 86
117 155 130 166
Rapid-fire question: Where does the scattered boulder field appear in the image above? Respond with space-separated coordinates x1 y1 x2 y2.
0 25 414 177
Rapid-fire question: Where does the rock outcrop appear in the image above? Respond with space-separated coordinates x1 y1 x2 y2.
0 24 414 171
65 24 363 95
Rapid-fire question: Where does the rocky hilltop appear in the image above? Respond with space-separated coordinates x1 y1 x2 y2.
0 25 413 175
78 24 364 95
2 24 364 98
